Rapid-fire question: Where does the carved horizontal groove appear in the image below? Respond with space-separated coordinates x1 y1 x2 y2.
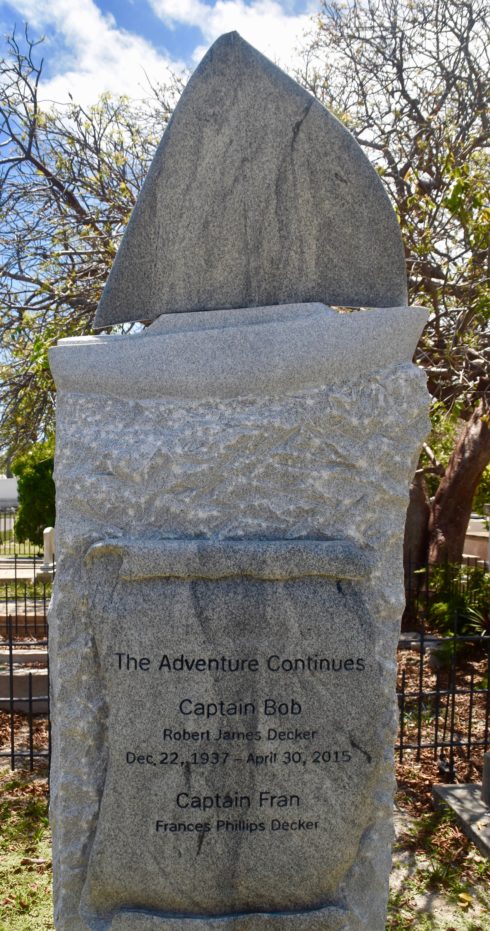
103 899 351 927
84 539 371 582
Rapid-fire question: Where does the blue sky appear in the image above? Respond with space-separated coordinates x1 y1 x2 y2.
0 0 317 104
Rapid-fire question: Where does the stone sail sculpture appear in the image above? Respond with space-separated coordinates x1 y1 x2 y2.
49 32 429 931
94 32 406 326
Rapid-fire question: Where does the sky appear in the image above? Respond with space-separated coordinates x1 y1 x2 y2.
0 0 317 105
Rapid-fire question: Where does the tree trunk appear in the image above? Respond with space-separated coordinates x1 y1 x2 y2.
428 402 490 564
402 471 431 627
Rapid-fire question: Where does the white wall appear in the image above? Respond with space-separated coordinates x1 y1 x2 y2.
0 477 18 507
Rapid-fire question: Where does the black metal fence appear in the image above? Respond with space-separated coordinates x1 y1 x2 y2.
1 557 489 779
0 617 50 769
1 555 50 639
404 554 489 627
398 555 490 780
396 626 490 781
0 507 42 557
0 557 51 770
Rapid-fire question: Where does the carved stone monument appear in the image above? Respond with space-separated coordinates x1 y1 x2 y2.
49 32 429 931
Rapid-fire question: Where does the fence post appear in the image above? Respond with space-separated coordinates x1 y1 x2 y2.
8 615 15 770
42 527 55 571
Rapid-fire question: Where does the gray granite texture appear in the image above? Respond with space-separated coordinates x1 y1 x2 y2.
54 303 426 400
94 32 407 328
85 538 372 582
432 784 490 859
49 302 429 930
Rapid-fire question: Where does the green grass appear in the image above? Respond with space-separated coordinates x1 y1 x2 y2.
387 804 490 930
0 538 41 558
0 768 53 930
402 701 437 727
0 580 52 601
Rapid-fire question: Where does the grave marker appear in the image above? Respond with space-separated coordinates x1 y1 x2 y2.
49 32 429 931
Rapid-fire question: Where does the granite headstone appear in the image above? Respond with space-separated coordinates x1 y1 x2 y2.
49 32 429 931
94 32 407 327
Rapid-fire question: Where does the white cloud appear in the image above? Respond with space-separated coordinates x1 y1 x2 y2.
2 0 315 106
9 0 183 105
150 0 314 68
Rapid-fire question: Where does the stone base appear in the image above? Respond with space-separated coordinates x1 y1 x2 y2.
432 784 490 858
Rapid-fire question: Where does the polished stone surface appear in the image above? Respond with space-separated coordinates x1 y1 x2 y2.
79 541 376 924
94 32 407 328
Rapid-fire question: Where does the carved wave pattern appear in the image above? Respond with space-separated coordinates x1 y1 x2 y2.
55 362 428 555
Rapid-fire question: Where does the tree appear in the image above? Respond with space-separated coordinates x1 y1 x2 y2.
11 438 55 546
0 30 182 459
299 0 490 567
1 12 489 572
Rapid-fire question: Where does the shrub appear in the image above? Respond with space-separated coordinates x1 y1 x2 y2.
11 440 55 547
